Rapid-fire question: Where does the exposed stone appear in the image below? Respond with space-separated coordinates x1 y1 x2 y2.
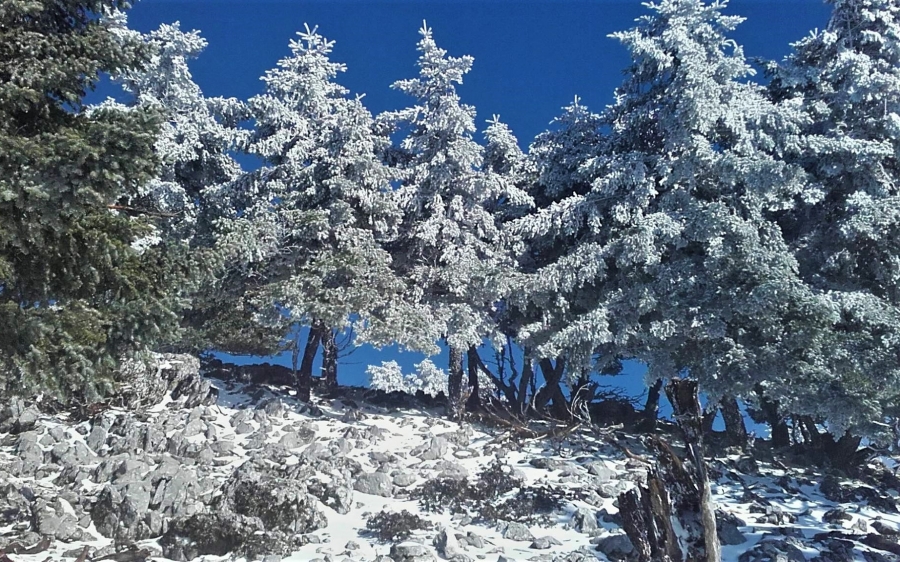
571 507 598 534
500 521 533 542
354 471 394 497
595 534 634 561
717 510 748 546
0 398 40 434
433 527 470 561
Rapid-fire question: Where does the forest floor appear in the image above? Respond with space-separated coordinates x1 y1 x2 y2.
1 355 900 562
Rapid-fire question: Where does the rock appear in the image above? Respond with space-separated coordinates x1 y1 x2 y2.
34 499 83 542
354 472 394 497
823 508 852 525
571 507 598 534
86 424 108 452
415 436 449 461
434 527 470 561
0 398 40 434
586 460 616 481
529 457 565 470
530 537 562 549
393 471 418 487
595 534 634 561
501 522 534 542
91 482 153 541
738 539 807 562
391 543 436 562
717 510 748 546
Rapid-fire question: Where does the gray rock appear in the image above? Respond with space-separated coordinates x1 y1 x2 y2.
391 543 436 562
394 471 418 487
35 499 83 542
738 538 806 562
530 537 562 550
717 511 748 546
501 522 534 542
354 472 394 497
0 398 40 434
571 507 598 534
434 527 470 561
586 460 616 481
86 424 108 452
595 534 634 561
415 436 449 461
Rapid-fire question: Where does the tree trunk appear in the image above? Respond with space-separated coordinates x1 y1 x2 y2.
297 321 324 403
619 460 683 562
720 396 749 449
825 431 862 470
321 328 338 391
447 345 464 419
755 386 790 448
535 357 566 414
517 351 533 415
466 346 482 411
665 379 721 562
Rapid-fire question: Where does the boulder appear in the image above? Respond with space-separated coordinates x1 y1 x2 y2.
595 534 634 561
500 521 533 542
0 398 40 434
354 472 394 497
571 507 598 534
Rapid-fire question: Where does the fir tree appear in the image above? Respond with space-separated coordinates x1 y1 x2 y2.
220 26 426 400
380 24 518 414
0 0 194 402
764 0 900 437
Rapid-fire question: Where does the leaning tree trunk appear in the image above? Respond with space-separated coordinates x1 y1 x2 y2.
665 378 721 562
296 321 324 403
447 345 465 419
516 350 534 415
321 328 338 391
535 357 566 416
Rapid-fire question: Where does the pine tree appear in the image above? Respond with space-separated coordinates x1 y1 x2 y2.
103 15 283 356
0 0 194 402
764 0 900 438
380 24 516 414
510 0 836 432
220 25 426 400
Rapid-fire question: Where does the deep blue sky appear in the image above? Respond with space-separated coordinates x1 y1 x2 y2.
111 0 833 421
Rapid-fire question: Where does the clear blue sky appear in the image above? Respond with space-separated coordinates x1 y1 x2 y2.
112 0 833 421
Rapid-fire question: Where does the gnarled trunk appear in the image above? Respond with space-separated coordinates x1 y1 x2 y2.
516 350 533 415
466 346 482 411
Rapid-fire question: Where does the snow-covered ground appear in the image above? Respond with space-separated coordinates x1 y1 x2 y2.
1 358 899 562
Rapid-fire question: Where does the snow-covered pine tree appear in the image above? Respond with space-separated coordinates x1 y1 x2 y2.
763 0 900 440
510 0 837 442
103 16 283 356
379 24 518 415
220 26 429 401
502 99 607 417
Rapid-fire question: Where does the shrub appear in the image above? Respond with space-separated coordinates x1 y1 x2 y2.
364 510 433 542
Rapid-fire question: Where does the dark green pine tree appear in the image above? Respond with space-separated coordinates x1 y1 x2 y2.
0 0 197 404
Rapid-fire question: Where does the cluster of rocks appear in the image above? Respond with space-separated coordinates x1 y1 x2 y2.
5 353 900 562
